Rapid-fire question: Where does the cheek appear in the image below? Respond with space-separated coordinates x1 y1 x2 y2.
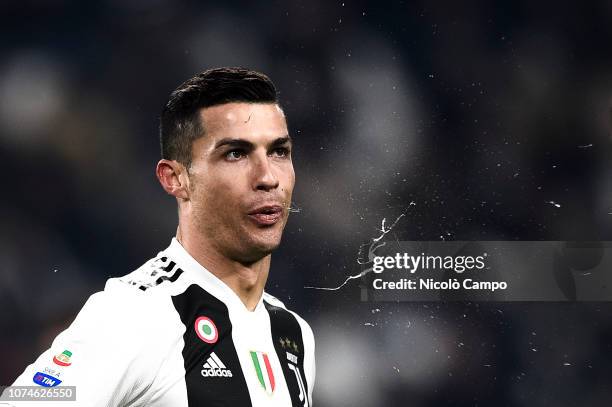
283 167 296 195
191 177 221 208
202 177 246 210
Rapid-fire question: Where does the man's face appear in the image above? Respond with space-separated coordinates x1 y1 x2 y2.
186 102 295 263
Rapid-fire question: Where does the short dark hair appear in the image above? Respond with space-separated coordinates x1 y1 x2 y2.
160 67 278 167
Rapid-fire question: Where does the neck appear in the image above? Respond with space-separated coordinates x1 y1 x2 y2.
176 226 269 311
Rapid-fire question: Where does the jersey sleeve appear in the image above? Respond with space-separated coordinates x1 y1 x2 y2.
8 281 163 406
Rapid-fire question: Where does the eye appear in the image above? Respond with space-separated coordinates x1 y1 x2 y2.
225 149 246 161
271 147 290 158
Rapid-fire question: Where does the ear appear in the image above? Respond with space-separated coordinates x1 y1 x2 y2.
156 159 190 200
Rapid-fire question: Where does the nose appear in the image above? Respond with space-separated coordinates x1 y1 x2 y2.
252 152 279 192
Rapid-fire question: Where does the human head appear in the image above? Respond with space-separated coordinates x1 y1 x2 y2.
156 68 294 264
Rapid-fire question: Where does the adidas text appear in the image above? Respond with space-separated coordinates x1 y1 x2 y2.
201 368 233 377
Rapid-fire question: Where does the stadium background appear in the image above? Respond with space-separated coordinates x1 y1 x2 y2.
2 1 612 405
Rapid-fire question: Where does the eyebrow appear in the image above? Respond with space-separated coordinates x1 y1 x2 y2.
214 135 292 150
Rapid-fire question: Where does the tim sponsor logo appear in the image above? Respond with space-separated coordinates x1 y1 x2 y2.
33 372 62 387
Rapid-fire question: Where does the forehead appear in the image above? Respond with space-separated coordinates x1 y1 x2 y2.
199 102 287 139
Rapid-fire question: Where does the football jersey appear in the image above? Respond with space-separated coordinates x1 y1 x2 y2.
8 238 315 406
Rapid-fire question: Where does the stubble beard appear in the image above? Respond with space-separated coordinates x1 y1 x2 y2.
231 217 287 264
191 201 287 265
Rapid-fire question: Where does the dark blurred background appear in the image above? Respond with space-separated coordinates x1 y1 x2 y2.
2 1 612 406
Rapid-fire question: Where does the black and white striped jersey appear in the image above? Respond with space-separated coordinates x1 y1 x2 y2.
10 238 315 406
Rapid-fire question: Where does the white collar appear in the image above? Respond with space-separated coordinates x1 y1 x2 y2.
165 237 265 313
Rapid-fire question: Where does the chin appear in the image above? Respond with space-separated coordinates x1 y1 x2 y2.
233 223 285 262
234 243 279 264
252 237 282 254
243 233 282 258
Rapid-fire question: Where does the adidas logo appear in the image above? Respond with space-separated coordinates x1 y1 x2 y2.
201 352 233 378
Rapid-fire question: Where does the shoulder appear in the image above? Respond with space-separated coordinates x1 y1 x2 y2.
72 254 188 348
116 253 187 294
11 249 189 405
99 251 191 314
94 258 175 318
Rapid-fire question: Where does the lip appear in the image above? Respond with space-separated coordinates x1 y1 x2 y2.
247 204 284 226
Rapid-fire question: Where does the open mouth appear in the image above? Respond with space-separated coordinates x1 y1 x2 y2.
248 205 283 226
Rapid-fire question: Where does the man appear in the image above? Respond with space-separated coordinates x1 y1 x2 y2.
8 68 315 406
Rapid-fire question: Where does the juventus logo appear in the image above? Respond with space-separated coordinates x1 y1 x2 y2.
286 352 308 407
